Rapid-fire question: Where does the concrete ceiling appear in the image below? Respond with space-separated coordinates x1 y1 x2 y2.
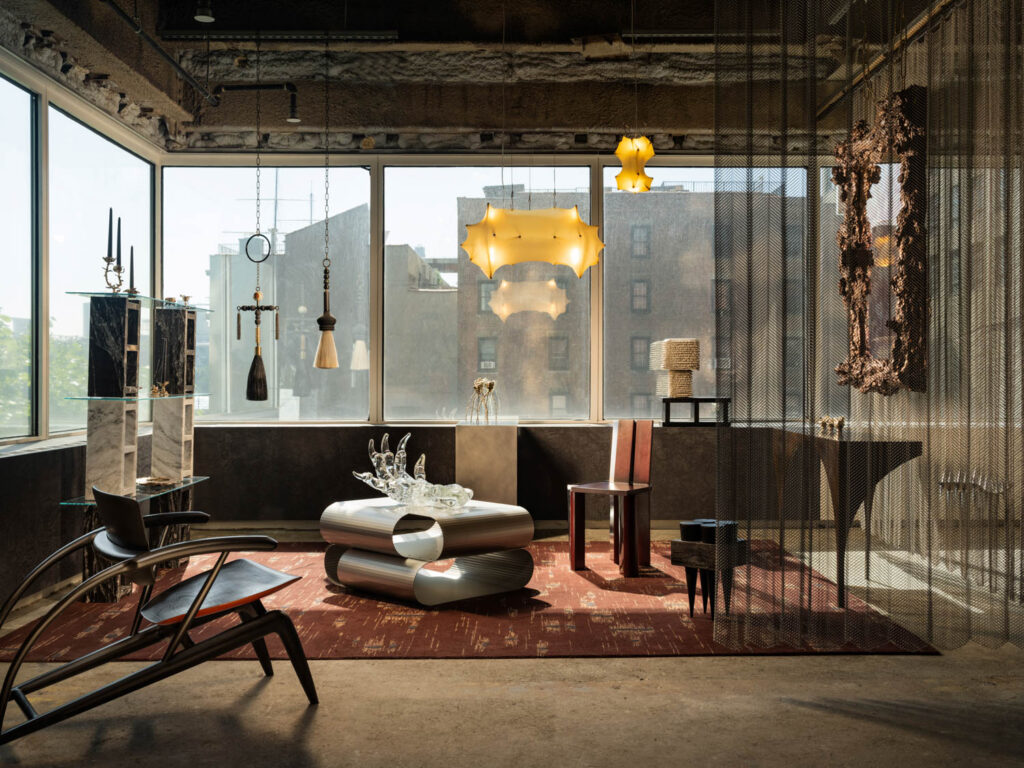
0 0 924 153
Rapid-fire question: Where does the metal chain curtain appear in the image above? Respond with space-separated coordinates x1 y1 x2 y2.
712 0 1024 650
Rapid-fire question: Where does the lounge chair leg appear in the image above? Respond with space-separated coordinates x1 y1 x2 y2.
271 612 318 705
242 603 274 676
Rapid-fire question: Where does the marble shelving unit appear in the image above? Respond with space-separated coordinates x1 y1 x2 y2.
151 305 197 481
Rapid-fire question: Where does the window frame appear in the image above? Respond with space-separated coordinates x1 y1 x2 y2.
630 279 651 314
630 223 651 259
548 334 570 371
0 50 818 440
630 336 651 371
477 336 498 372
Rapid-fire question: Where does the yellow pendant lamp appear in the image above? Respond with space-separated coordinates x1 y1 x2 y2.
461 204 604 279
615 135 655 193
488 278 570 322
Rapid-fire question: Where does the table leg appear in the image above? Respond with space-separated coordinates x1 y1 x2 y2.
569 490 586 570
612 497 621 565
620 496 638 577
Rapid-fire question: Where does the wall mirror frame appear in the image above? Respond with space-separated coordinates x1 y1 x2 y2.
832 85 927 396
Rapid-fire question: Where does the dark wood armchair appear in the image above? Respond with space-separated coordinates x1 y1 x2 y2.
568 419 653 577
0 487 317 745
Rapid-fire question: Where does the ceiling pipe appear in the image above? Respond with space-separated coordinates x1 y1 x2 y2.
98 0 220 106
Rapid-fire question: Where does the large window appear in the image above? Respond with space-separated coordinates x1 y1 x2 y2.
0 77 34 438
163 166 371 420
383 166 591 420
603 168 716 418
48 108 152 432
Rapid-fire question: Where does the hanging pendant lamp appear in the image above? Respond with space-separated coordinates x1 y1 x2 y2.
616 0 654 192
313 33 338 369
462 204 604 279
236 34 279 401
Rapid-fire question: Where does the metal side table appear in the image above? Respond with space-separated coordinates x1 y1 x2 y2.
320 498 534 606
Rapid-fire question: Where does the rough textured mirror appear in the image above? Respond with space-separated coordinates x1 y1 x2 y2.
832 85 927 395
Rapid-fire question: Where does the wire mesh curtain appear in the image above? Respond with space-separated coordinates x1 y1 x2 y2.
712 0 1024 650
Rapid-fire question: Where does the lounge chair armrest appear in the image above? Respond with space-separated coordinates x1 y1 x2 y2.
128 535 278 570
142 511 211 527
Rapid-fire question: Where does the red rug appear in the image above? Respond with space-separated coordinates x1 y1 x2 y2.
0 541 930 660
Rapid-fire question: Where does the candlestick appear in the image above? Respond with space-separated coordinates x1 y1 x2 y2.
129 246 135 292
116 217 122 269
106 208 113 262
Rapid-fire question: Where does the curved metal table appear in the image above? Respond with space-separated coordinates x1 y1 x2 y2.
320 498 534 606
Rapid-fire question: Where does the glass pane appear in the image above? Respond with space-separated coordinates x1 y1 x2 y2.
48 108 152 432
602 167 716 419
163 166 371 420
384 166 591 420
0 78 33 438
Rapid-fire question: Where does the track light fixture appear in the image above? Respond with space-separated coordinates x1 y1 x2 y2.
194 2 215 23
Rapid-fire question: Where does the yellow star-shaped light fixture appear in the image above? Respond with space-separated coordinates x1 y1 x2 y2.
615 135 655 193
461 204 604 279
488 279 570 322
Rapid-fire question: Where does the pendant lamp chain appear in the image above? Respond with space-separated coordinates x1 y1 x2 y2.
313 30 339 369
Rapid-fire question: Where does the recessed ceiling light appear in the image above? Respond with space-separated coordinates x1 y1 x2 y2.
194 3 215 23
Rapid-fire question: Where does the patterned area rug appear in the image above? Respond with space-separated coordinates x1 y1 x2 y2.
0 541 931 660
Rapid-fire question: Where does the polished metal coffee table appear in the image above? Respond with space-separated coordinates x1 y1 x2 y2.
320 498 534 606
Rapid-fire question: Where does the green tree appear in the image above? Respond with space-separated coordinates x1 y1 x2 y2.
0 308 31 437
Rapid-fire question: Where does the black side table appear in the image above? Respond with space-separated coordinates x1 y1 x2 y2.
662 397 731 427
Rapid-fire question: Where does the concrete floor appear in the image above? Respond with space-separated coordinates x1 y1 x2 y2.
2 528 1023 767
2 647 1023 767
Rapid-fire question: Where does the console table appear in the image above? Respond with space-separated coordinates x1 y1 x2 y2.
768 428 922 607
320 498 534 606
60 475 208 601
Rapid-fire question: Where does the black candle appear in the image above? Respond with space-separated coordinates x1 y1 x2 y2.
129 246 135 291
106 208 113 262
116 217 122 269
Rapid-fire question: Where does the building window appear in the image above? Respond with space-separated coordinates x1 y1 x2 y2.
630 336 651 371
631 393 653 415
477 337 498 371
550 391 569 418
548 335 570 370
631 224 651 258
478 280 497 313
630 280 650 313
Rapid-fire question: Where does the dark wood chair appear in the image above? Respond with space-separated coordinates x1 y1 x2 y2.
568 419 653 577
0 487 317 745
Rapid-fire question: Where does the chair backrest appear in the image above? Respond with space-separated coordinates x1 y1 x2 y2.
632 420 654 484
611 420 636 483
92 487 150 553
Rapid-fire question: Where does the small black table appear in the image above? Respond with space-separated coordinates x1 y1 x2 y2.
662 397 731 427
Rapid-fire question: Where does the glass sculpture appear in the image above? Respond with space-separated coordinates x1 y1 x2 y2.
353 433 472 508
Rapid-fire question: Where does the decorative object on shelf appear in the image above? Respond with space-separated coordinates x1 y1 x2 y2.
461 204 604 278
650 338 700 397
313 33 338 370
235 36 279 401
466 377 499 424
150 381 170 397
615 135 654 193
819 415 845 436
353 433 473 508
614 0 653 193
488 278 568 321
102 209 125 293
321 497 533 606
136 476 175 487
127 246 138 296
832 85 927 395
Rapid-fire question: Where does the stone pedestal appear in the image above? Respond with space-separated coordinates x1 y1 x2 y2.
85 400 138 499
151 397 194 481
455 424 518 505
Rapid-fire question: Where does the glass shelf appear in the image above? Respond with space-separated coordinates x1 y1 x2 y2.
65 393 208 401
66 292 213 312
60 475 209 506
